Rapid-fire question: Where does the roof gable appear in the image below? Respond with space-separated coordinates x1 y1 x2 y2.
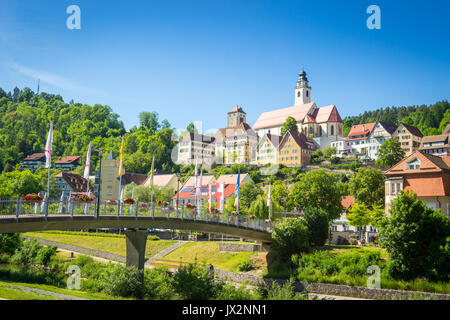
253 102 316 130
398 123 423 137
347 123 377 139
385 151 450 175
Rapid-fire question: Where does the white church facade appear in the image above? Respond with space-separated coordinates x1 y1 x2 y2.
252 70 344 150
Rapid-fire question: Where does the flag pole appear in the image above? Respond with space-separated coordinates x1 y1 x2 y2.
150 155 155 206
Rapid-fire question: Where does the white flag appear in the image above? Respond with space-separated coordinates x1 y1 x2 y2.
194 157 199 193
44 121 53 168
83 142 91 179
196 170 202 197
207 184 212 212
267 184 271 207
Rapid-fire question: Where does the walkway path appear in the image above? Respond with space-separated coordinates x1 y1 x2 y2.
145 241 189 264
0 283 89 300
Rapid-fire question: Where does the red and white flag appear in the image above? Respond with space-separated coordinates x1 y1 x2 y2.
83 142 91 179
207 184 212 212
215 183 225 212
44 121 53 168
267 183 271 207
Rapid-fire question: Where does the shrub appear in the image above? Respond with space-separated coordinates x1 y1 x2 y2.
379 191 450 281
0 264 65 287
70 255 103 279
36 246 58 266
215 281 259 300
330 156 340 164
173 264 215 300
237 259 255 272
11 238 43 265
303 207 330 246
100 264 144 298
258 278 307 300
0 233 22 255
270 217 310 258
143 267 176 300
0 253 11 264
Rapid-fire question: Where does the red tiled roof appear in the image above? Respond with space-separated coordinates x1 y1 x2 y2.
228 106 245 114
282 130 317 150
253 103 316 130
314 105 343 123
341 196 355 209
260 133 283 149
172 183 238 200
346 123 376 140
119 173 148 185
62 172 94 193
23 153 45 161
55 156 81 164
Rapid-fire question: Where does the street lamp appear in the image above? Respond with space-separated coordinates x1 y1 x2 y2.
95 148 105 218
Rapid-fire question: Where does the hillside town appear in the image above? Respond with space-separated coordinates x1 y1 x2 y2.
15 70 450 248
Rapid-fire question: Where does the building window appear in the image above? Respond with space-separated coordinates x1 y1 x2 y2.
407 158 420 170
330 125 334 136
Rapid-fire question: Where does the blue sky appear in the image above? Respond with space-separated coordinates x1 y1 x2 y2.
1 0 449 133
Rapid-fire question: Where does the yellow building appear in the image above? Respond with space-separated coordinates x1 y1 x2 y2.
256 133 282 166
278 130 316 167
393 123 423 156
100 151 120 202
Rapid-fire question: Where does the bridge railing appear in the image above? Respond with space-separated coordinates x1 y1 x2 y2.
0 197 274 233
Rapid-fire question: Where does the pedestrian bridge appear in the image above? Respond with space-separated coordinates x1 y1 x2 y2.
0 198 273 270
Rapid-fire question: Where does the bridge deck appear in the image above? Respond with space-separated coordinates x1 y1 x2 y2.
0 214 272 243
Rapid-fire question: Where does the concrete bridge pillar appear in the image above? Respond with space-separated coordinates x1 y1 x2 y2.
125 228 148 271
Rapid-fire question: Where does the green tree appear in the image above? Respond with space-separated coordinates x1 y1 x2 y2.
323 147 337 158
248 194 282 220
379 191 450 281
139 112 160 134
303 207 330 246
0 233 23 255
271 180 289 206
348 167 385 208
0 170 43 197
173 264 215 300
288 170 344 220
281 116 299 136
376 138 405 168
270 217 310 258
238 181 263 213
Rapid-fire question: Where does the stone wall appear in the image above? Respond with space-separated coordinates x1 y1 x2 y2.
214 269 450 300
218 242 262 252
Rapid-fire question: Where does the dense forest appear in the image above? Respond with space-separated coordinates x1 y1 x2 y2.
343 100 450 136
0 86 178 174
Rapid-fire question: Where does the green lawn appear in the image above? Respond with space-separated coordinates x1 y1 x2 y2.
0 281 54 300
163 241 258 272
24 231 177 259
0 280 130 300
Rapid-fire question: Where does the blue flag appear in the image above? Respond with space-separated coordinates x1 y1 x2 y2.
234 170 240 207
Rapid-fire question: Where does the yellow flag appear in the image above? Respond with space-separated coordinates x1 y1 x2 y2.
118 137 125 177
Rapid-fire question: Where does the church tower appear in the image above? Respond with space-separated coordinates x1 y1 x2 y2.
295 69 311 105
227 106 246 128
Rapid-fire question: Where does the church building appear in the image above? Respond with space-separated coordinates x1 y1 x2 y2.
215 106 258 166
252 70 344 149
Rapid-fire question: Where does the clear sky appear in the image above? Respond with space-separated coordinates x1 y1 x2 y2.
1 0 449 133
